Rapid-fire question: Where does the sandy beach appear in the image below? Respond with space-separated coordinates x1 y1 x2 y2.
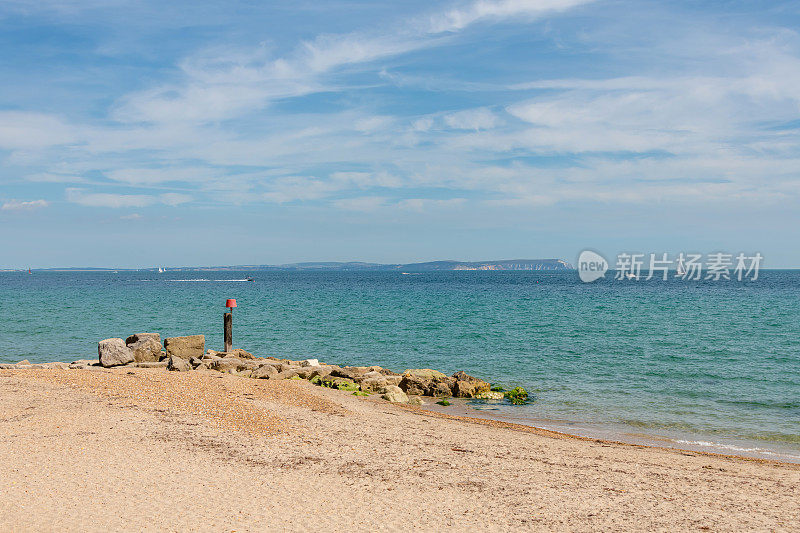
1 367 798 532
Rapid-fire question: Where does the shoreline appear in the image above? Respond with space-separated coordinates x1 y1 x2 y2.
3 353 798 465
414 399 800 465
406 402 800 467
2 366 798 531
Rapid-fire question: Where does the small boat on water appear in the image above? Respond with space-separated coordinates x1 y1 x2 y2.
158 267 165 273
28 267 32 274
246 277 254 282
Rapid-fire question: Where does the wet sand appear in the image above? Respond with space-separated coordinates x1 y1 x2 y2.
1 367 798 531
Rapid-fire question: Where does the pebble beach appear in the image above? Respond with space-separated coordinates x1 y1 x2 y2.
2 365 798 532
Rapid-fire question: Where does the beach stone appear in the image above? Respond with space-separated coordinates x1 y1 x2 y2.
384 375 402 386
40 362 69 369
98 338 134 367
16 359 31 366
360 376 389 393
164 335 204 360
475 391 504 400
252 364 278 379
405 368 448 380
125 333 162 363
399 369 453 396
273 369 299 380
428 380 456 397
71 359 98 366
295 365 328 379
308 366 334 380
408 397 425 406
381 386 409 403
300 358 319 367
209 358 249 374
135 361 168 368
452 371 491 398
167 355 191 372
330 366 369 381
322 376 357 389
0 363 17 369
230 349 255 359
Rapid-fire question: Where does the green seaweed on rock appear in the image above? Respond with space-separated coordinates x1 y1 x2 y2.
504 387 529 405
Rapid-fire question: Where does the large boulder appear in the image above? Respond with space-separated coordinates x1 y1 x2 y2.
451 371 491 398
360 376 389 393
209 357 251 374
381 385 409 403
252 364 278 379
399 369 455 397
228 348 255 360
330 366 370 381
308 366 335 380
164 335 205 360
167 355 191 372
125 333 162 362
98 338 134 367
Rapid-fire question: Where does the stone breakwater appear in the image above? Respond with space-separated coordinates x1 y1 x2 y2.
1 332 510 405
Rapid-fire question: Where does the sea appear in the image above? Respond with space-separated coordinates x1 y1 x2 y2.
1 269 798 462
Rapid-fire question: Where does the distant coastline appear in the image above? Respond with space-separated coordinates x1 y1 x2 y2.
4 258 574 272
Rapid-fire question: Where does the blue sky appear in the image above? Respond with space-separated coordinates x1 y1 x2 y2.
1 0 799 268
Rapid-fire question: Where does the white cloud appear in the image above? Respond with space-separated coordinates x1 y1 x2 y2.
0 112 77 149
444 108 501 130
120 213 142 220
106 167 219 185
25 172 87 183
1 199 49 211
397 198 467 211
332 196 388 211
160 192 193 206
66 189 193 208
110 0 594 127
427 0 594 33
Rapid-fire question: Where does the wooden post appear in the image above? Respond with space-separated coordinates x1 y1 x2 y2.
224 312 232 352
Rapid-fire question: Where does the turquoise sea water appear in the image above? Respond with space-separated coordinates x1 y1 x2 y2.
1 270 798 461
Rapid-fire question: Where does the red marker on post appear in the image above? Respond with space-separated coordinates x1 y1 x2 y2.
224 299 237 352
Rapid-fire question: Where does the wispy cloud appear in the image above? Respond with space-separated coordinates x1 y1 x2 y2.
66 189 193 208
1 199 49 211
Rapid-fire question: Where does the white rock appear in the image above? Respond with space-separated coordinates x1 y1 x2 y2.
98 338 134 367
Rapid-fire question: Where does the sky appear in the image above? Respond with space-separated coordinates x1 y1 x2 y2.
1 0 799 268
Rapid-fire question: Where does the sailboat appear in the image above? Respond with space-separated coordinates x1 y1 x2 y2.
158 267 165 273
28 267 32 275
